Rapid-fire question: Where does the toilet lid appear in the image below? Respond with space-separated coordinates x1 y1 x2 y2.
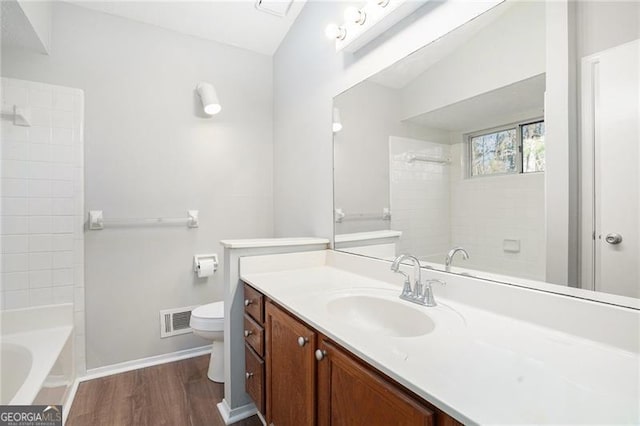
192 301 224 319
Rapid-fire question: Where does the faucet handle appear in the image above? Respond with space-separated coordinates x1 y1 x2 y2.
401 277 412 297
426 279 446 286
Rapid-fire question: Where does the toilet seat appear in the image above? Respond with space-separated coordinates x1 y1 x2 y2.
190 301 224 332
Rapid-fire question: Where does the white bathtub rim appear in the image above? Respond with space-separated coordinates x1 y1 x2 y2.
2 326 73 405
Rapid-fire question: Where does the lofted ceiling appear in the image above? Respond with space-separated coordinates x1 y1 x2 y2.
67 0 306 55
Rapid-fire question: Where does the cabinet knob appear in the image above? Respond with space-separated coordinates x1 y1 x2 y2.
246 372 254 379
297 336 309 347
244 299 253 306
244 330 253 337
315 349 327 361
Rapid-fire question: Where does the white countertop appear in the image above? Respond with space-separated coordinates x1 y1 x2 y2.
240 251 640 425
220 237 329 249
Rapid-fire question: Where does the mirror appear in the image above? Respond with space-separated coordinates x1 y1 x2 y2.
333 1 639 304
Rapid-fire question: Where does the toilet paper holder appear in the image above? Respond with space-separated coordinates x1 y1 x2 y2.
193 254 219 274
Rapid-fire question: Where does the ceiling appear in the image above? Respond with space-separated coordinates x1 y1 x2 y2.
405 73 546 133
67 0 306 55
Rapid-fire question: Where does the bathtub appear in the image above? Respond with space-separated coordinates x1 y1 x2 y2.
0 304 74 408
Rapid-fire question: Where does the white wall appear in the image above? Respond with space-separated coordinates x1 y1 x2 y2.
400 1 545 120
16 0 52 53
1 3 274 369
273 0 502 239
0 77 85 371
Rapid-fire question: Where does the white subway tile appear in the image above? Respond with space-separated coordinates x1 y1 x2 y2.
54 285 74 303
28 198 52 215
28 143 52 162
53 251 73 269
1 123 29 142
53 91 74 111
30 108 52 127
1 235 28 253
52 216 74 233
74 287 84 310
1 178 28 197
51 145 73 163
51 164 74 181
1 272 28 291
1 160 30 179
28 252 52 270
2 253 27 272
52 110 73 129
28 162 52 180
51 181 73 198
29 287 53 306
2 141 28 160
74 265 84 288
29 270 52 288
29 126 52 144
1 216 28 234
52 234 73 251
29 234 53 252
51 198 74 215
2 85 28 105
4 290 29 309
29 88 53 108
1 197 28 215
28 180 51 197
52 127 73 145
52 268 73 286
28 216 52 234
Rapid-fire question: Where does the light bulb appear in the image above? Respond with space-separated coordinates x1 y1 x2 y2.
344 6 366 24
325 23 346 40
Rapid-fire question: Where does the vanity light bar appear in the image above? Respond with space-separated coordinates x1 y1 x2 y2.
325 0 428 52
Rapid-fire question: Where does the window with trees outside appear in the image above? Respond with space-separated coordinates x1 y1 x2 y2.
468 120 545 177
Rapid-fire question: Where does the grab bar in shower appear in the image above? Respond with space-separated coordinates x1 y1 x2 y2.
88 210 198 230
334 208 391 223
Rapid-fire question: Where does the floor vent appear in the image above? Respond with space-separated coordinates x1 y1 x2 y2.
160 306 196 338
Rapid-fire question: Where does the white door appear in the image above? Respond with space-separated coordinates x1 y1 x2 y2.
590 40 640 298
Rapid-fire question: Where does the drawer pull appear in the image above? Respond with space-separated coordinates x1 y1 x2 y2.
244 330 253 337
246 372 254 379
297 336 309 347
315 349 327 361
244 299 253 307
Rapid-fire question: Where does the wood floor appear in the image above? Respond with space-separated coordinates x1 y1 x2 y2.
67 355 263 426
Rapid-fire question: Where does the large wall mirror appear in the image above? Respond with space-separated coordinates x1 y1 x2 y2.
332 1 639 306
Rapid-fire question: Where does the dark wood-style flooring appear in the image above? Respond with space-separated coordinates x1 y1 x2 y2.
67 355 263 426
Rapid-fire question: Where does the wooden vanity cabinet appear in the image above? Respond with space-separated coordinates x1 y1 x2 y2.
317 339 434 426
265 300 317 426
243 283 266 415
243 282 462 426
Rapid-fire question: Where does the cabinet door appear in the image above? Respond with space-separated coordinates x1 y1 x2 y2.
317 340 434 426
266 301 317 426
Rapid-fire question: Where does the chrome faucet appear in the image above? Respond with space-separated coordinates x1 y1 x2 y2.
390 254 421 298
445 247 469 272
391 254 445 307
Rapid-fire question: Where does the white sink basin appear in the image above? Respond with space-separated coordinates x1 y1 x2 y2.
326 294 435 337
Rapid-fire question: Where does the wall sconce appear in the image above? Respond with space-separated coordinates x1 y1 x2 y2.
325 0 427 52
196 82 222 115
332 107 343 133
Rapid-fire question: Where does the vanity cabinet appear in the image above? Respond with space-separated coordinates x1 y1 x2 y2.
244 283 462 426
243 283 266 414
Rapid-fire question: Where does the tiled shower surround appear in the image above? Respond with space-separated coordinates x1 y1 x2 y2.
0 77 86 372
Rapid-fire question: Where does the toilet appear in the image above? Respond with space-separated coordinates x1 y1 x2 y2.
190 301 224 383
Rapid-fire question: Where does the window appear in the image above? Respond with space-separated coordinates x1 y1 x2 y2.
468 119 545 177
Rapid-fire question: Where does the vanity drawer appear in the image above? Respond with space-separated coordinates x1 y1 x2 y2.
244 283 264 323
245 343 265 414
244 313 264 356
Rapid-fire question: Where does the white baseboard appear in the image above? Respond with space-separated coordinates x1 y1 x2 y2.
217 399 258 425
81 345 212 382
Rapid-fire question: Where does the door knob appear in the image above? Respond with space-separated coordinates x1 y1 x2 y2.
315 349 327 361
605 233 623 245
297 336 309 347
